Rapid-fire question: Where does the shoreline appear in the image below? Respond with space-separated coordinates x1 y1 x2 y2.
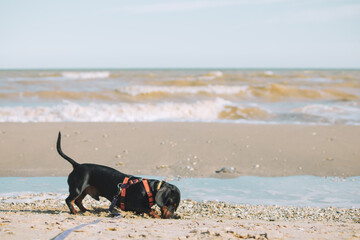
0 122 359 177
1 175 360 209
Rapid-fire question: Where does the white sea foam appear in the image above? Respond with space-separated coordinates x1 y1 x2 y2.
264 71 274 76
293 104 360 124
116 85 248 96
1 100 359 124
299 77 339 83
0 98 233 122
61 72 110 79
208 71 223 77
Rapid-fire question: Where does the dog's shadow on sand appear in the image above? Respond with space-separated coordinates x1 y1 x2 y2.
0 207 161 219
0 207 115 217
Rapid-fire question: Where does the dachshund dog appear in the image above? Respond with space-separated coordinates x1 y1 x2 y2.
56 132 180 219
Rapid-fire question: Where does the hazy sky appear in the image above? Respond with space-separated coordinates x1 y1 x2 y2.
0 0 359 69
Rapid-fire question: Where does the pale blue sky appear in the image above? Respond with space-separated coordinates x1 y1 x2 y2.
0 0 359 69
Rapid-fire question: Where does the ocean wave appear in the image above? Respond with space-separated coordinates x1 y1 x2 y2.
197 71 224 80
61 71 110 79
116 85 249 96
219 105 273 120
116 84 358 101
0 86 249 101
0 84 357 103
0 99 271 122
251 84 358 101
3 71 111 81
0 91 118 101
292 104 360 124
0 100 359 124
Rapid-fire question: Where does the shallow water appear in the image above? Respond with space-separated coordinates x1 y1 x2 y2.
0 176 359 208
0 69 359 124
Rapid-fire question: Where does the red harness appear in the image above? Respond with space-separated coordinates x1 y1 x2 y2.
119 177 154 211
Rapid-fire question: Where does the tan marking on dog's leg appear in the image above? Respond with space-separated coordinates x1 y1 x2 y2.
148 209 161 219
70 200 78 214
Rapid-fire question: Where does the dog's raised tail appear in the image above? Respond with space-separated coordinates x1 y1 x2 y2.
57 132 79 168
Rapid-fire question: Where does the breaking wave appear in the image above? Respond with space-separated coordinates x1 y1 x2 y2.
61 72 110 79
250 84 358 101
116 85 248 96
0 84 356 102
293 103 360 124
0 99 272 122
1 69 359 124
1 99 358 124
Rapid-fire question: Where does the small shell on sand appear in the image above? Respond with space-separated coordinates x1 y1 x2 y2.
215 167 235 173
156 165 169 169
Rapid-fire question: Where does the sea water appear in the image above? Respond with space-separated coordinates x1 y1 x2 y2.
0 69 359 124
1 176 359 208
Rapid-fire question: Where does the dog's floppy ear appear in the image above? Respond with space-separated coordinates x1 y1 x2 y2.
155 187 170 207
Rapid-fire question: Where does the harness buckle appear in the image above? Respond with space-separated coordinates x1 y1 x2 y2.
117 183 122 195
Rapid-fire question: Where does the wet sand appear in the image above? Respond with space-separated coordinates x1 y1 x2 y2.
0 122 359 177
0 122 359 239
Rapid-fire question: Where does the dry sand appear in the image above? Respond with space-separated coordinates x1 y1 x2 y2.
1 193 360 240
1 213 359 240
0 122 360 239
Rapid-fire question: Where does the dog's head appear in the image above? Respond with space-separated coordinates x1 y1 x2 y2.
155 182 181 219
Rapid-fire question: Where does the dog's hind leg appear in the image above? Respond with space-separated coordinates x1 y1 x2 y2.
66 193 79 214
66 185 83 214
75 191 88 212
66 170 88 214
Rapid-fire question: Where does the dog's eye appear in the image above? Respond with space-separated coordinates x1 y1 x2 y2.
173 204 177 207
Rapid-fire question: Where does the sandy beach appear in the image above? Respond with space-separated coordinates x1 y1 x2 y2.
0 122 359 177
1 122 360 239
0 193 360 239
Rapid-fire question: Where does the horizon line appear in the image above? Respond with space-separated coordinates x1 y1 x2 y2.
1 67 359 71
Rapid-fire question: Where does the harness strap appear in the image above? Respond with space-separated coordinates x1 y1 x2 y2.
143 179 154 207
120 177 129 210
119 177 154 211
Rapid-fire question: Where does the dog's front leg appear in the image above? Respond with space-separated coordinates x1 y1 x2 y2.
147 209 161 219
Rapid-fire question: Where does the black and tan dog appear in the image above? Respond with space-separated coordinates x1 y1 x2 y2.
56 132 180 219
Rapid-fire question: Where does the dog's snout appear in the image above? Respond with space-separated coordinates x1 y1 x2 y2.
161 206 173 219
